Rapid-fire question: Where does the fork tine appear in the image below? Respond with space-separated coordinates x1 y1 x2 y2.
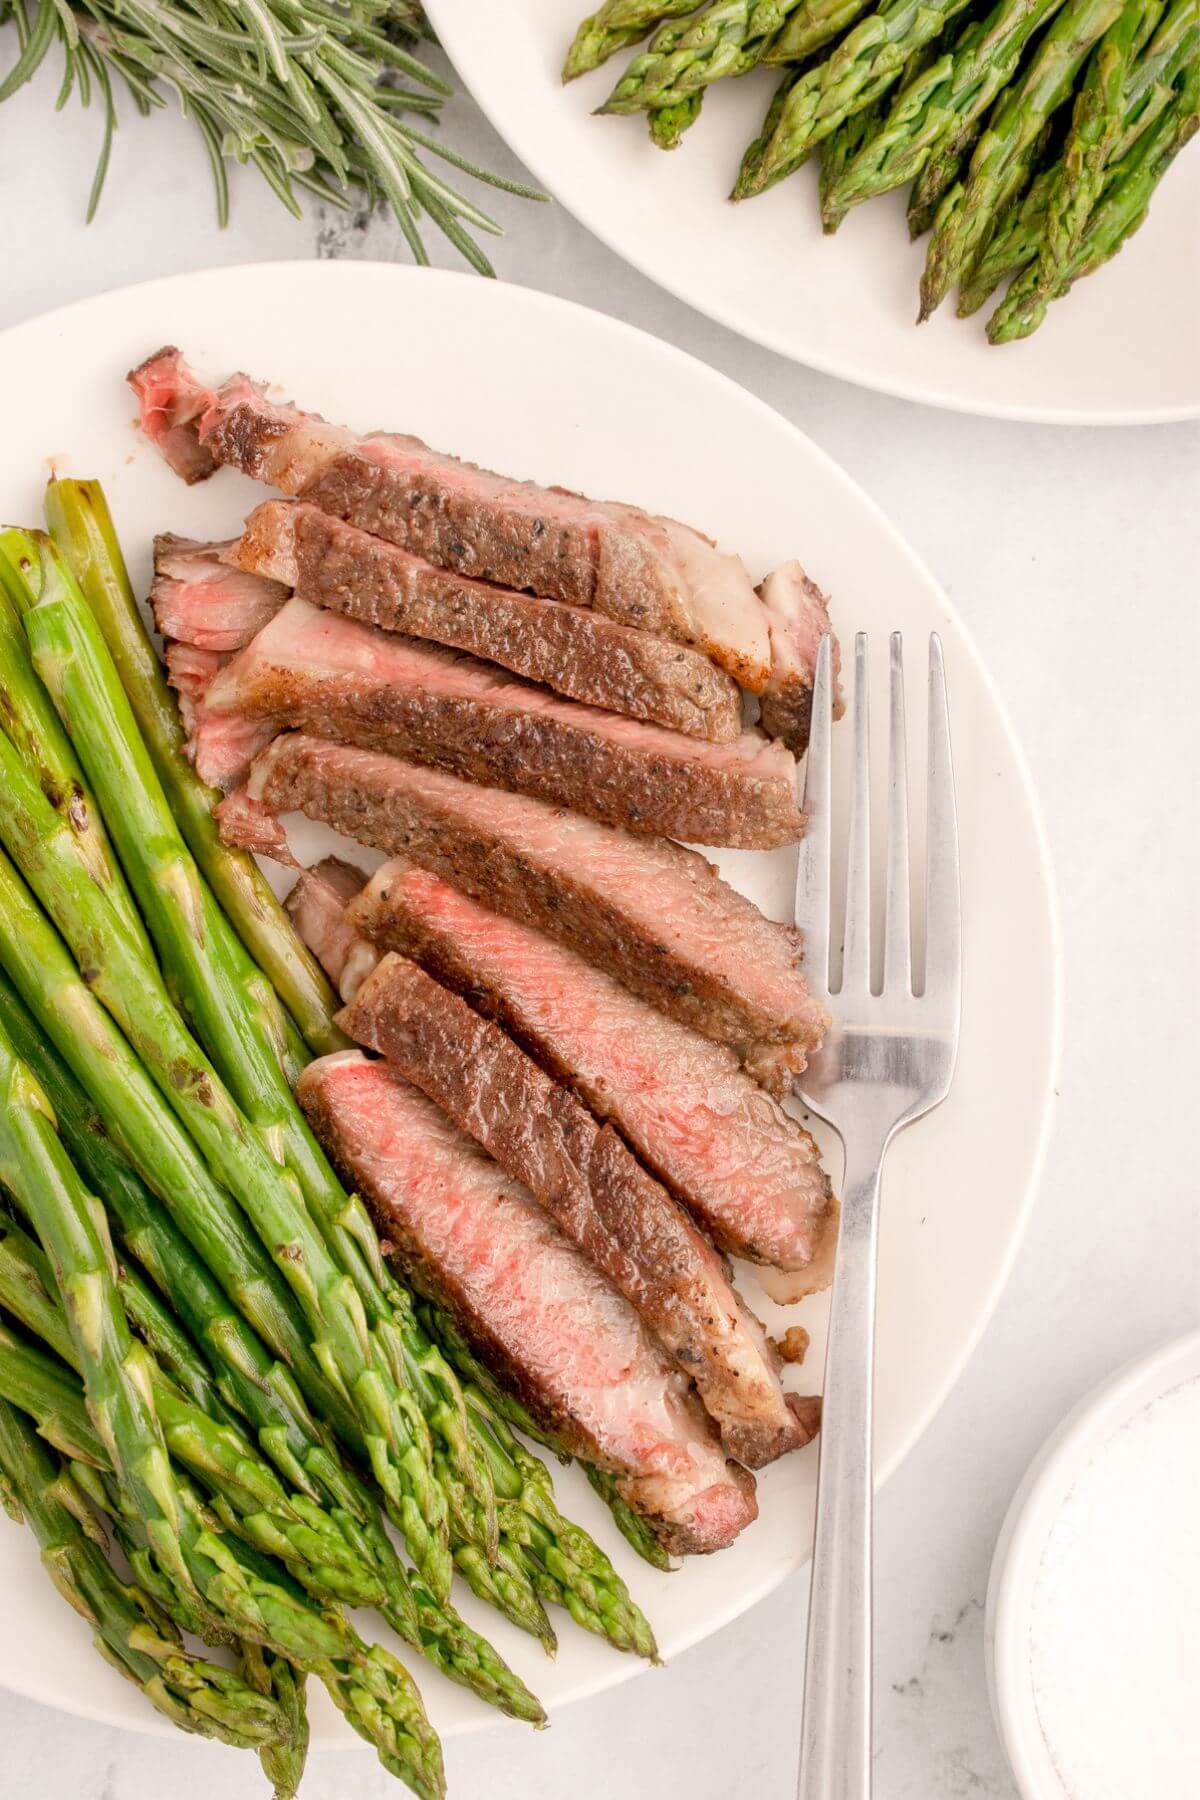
884 632 912 992
794 634 834 989
840 633 872 994
924 633 961 1004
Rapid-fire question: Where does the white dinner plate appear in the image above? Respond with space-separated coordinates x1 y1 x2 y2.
0 261 1060 1749
427 0 1200 425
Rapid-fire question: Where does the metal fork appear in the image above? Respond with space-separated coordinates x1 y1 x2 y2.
794 632 961 1800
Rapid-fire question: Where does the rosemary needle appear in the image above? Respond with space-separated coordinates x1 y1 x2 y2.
0 0 545 272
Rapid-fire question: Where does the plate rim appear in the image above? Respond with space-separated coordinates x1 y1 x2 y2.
425 0 1200 429
0 259 1064 1744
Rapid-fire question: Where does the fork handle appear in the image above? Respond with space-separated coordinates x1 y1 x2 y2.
796 1136 888 1800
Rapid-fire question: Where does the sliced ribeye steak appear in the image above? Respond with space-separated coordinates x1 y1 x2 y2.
348 860 836 1282
234 500 742 742
338 950 821 1467
129 347 840 748
298 1050 758 1553
204 597 803 848
230 733 828 1086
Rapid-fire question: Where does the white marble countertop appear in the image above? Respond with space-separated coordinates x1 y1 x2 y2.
1 49 1197 1800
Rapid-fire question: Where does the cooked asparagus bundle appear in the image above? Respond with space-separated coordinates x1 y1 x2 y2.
42 479 345 1059
26 517 496 1548
0 1393 289 1755
918 0 1126 317
821 0 1072 221
0 557 452 1602
733 0 977 195
0 1015 444 1799
988 55 1198 337
955 0 1194 309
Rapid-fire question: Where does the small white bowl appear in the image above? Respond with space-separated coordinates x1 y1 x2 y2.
985 1329 1200 1800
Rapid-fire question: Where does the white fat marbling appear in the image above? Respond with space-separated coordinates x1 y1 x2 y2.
1 45 1198 1800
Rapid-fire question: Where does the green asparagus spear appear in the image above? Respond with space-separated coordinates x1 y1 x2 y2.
21 526 492 1548
764 0 878 64
0 683 449 1602
956 0 1191 306
734 0 976 194
1030 0 1161 291
0 1395 288 1753
564 0 701 79
599 2 774 116
0 1315 109 1466
237 1642 310 1800
648 91 706 145
0 1219 388 1612
0 1014 359 1656
0 1049 445 1796
42 479 346 1058
954 164 1059 306
818 40 943 228
0 964 545 1724
422 1298 671 1571
987 57 1197 338
0 570 144 947
584 1465 676 1572
918 0 1126 316
823 0 1071 221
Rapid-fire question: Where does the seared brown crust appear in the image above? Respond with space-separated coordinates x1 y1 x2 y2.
233 501 743 742
241 735 826 1079
338 954 820 1467
212 650 802 850
300 449 693 640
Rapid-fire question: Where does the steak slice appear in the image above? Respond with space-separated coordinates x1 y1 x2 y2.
128 349 842 747
151 533 288 652
339 950 821 1467
348 861 836 1281
161 639 275 791
298 1049 758 1553
234 500 743 742
757 562 846 745
232 733 828 1084
203 597 803 848
285 858 381 1003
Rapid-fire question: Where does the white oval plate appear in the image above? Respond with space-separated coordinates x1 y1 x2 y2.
0 261 1059 1748
427 0 1200 425
986 1331 1200 1800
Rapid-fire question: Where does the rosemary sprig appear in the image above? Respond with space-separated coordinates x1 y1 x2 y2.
0 0 544 272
